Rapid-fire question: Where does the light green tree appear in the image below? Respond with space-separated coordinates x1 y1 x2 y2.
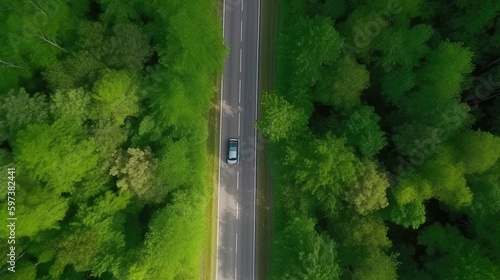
14 119 98 193
451 130 500 174
128 191 207 280
14 180 68 238
93 70 140 126
257 92 309 142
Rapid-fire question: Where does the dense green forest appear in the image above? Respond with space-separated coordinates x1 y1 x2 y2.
259 0 500 279
0 0 225 279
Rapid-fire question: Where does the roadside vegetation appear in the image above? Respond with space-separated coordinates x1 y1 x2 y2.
0 0 225 279
259 0 500 278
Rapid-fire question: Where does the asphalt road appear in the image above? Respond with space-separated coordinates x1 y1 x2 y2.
216 0 261 279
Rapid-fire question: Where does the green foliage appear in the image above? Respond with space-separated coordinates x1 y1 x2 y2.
43 22 151 90
271 217 339 280
419 41 474 99
157 138 199 193
284 134 362 210
343 105 387 157
268 0 500 278
345 160 389 215
373 25 433 72
382 69 417 104
334 214 392 258
469 161 500 217
102 23 153 71
352 250 399 280
315 57 370 111
93 70 140 126
0 88 49 142
329 212 398 278
257 92 309 141
14 119 98 193
0 0 78 89
393 147 473 209
128 191 206 279
97 0 143 23
15 181 68 237
451 130 500 174
387 200 427 229
282 16 344 90
418 224 500 279
110 147 164 203
1 260 36 280
0 0 225 278
420 151 472 208
50 88 92 122
49 191 130 277
90 120 129 160
392 100 472 158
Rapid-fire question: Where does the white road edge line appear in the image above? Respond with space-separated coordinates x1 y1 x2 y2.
239 48 242 73
253 0 262 279
216 0 226 278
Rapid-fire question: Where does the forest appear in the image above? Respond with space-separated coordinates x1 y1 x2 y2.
0 0 225 279
258 0 500 279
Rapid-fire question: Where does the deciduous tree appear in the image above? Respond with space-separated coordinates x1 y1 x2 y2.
257 92 309 142
0 88 49 142
343 106 387 157
272 217 339 280
93 70 140 126
345 160 389 215
315 57 369 111
285 134 362 211
110 147 162 203
14 119 98 193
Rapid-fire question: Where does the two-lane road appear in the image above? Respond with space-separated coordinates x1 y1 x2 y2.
217 0 261 279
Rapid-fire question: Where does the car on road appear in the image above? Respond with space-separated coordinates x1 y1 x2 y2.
227 138 238 165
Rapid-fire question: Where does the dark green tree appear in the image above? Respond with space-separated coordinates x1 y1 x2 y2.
285 134 362 211
272 217 339 280
0 88 49 142
343 105 387 157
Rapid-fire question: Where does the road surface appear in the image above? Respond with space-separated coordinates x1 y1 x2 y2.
216 0 261 279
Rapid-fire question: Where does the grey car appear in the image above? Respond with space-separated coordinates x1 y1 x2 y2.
227 138 238 165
